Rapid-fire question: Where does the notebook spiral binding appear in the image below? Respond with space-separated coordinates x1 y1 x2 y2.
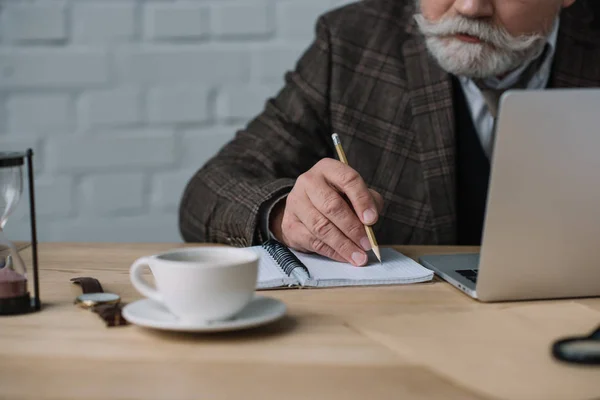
262 239 310 278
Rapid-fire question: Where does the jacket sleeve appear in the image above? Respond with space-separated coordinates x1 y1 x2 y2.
178 15 335 246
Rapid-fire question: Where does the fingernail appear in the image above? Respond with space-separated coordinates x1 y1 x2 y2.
352 252 367 266
360 237 371 251
363 208 377 224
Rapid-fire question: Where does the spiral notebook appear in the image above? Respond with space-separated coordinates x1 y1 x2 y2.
251 240 434 289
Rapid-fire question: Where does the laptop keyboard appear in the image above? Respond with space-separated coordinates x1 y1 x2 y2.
456 269 478 283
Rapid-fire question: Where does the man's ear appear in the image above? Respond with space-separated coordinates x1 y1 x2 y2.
562 0 577 8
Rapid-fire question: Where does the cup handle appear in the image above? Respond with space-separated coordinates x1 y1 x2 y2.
130 257 163 303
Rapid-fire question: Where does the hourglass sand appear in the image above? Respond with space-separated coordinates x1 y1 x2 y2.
0 150 40 315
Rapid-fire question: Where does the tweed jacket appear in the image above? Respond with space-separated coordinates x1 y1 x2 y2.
179 0 600 247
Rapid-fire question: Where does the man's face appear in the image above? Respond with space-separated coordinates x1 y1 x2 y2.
414 0 577 78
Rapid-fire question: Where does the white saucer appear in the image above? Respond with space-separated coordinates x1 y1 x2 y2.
122 295 286 333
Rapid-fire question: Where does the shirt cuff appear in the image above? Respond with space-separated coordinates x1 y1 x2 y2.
260 193 289 241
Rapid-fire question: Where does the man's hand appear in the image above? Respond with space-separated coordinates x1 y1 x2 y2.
269 158 384 266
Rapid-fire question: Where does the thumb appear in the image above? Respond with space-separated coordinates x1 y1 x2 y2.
368 189 384 214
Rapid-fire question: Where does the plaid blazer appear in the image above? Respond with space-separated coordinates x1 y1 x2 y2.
179 0 600 247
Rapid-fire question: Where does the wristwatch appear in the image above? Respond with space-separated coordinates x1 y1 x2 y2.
71 277 128 327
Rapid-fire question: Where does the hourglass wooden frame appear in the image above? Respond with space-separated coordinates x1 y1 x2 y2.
0 149 40 315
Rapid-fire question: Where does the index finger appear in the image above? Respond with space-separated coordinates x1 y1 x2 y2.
319 159 379 226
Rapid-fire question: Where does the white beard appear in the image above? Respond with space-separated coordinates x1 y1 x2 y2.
422 36 545 79
413 13 549 79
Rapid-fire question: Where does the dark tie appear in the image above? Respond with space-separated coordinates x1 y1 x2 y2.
474 44 549 119
472 44 550 154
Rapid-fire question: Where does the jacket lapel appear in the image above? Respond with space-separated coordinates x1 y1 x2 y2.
402 17 457 244
550 1 600 89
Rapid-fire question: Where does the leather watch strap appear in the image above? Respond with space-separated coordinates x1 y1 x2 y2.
70 277 104 294
92 303 128 327
70 276 129 327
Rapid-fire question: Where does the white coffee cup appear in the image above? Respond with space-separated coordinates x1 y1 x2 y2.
129 247 259 323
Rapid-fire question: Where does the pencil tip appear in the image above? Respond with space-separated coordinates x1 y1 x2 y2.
373 246 382 263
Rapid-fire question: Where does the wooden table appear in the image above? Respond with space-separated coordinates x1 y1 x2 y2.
1 243 599 400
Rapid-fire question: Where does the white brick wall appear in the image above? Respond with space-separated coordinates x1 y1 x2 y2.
146 85 210 124
82 173 146 216
71 3 137 43
7 94 73 133
1 2 67 43
211 2 273 38
78 87 142 128
0 48 110 88
144 4 208 41
0 0 355 243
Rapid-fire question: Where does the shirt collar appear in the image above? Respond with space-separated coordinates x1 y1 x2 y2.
482 17 560 90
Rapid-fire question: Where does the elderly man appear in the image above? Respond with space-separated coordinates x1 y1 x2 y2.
179 0 600 266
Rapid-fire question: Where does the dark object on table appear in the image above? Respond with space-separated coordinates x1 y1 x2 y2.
552 325 600 365
0 150 40 315
71 277 129 327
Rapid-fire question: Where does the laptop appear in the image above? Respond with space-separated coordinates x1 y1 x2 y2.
419 88 600 302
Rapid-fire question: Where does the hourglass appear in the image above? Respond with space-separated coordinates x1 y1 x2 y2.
0 150 40 315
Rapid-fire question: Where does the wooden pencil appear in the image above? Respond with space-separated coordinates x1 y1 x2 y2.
331 133 382 262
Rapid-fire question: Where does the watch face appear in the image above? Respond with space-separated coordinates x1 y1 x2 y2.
76 293 120 308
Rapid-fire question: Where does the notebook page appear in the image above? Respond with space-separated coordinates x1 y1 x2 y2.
290 248 433 287
247 246 298 289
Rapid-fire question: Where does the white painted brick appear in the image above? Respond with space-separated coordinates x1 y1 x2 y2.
211 2 272 37
47 130 177 172
146 86 210 124
35 177 74 218
151 169 196 210
0 49 109 89
82 173 146 215
115 47 250 84
3 218 56 243
180 128 236 167
7 94 71 134
217 85 278 120
1 2 67 42
52 215 179 242
144 4 208 40
72 3 136 43
252 46 304 82
8 176 74 224
0 136 40 154
276 2 330 39
0 0 346 243
0 96 6 134
79 88 142 127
